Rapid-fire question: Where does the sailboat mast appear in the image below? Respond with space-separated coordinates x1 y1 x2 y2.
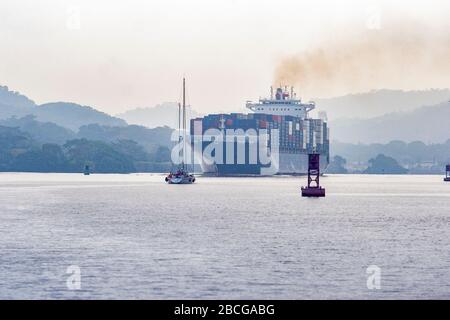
182 77 186 170
178 103 181 144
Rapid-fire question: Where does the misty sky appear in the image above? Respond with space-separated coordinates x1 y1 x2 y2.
1 0 449 114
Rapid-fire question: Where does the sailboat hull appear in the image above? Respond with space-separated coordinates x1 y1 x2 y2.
166 175 195 184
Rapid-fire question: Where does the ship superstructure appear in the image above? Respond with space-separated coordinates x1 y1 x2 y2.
246 86 315 119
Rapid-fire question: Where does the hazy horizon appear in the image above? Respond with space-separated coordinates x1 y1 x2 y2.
1 0 450 115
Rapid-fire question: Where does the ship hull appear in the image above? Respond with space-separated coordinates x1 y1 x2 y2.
200 152 328 176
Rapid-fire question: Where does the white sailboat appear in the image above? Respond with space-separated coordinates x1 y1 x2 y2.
165 78 196 184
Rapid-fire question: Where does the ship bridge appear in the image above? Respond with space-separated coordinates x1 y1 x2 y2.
246 87 315 119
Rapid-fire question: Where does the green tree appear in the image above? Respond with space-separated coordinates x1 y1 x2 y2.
64 139 136 173
327 155 348 174
152 145 171 163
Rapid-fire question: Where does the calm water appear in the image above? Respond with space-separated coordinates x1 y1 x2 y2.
0 173 449 299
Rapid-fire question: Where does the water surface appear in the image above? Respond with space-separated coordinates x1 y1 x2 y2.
0 173 449 299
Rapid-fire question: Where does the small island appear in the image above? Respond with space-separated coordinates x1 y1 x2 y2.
363 154 408 174
326 155 348 174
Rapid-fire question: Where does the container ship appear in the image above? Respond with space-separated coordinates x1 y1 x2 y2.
190 87 329 176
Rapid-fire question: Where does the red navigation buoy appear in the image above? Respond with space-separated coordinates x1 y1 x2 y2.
301 153 325 197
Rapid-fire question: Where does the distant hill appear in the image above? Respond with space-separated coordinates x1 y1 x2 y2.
0 85 127 130
0 125 172 173
0 86 36 109
0 115 76 145
363 154 408 174
77 124 174 152
0 86 176 172
315 89 450 120
35 102 127 131
117 102 202 129
330 101 450 143
0 102 31 119
331 140 450 167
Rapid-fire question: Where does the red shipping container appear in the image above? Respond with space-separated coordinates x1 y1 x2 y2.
259 120 267 129
272 115 282 122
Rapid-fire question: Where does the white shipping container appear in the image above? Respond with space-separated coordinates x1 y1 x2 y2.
316 126 323 145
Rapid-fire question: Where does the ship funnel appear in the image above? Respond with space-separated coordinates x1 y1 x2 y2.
275 88 283 100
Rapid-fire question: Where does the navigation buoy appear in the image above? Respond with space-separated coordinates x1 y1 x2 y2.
84 164 90 176
301 153 325 197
